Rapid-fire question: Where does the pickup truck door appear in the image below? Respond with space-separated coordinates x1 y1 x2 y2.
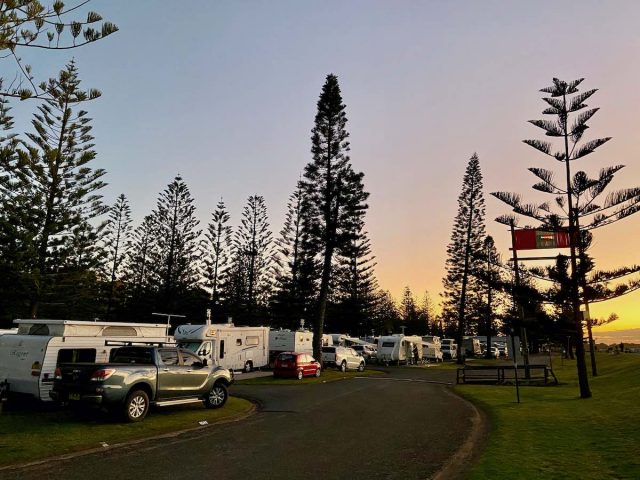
179 351 211 392
156 349 184 399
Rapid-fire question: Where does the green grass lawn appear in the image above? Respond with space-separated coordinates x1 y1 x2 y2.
235 367 383 385
0 396 253 467
457 353 640 480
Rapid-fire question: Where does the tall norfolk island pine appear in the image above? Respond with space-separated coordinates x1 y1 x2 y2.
442 154 486 363
0 62 106 317
493 78 640 398
301 74 369 361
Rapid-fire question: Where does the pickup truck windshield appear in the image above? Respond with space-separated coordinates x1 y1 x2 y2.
110 347 155 364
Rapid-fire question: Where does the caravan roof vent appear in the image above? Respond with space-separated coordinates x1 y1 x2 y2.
102 326 138 337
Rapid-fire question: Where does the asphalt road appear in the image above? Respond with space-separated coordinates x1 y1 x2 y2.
2 367 483 480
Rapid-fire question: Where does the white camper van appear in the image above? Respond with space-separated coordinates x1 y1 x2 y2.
377 335 423 365
175 324 269 373
0 319 170 402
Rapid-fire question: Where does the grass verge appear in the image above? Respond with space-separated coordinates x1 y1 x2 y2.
456 353 640 479
0 396 253 467
235 368 383 385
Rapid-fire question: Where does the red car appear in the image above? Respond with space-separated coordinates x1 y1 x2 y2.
273 352 321 380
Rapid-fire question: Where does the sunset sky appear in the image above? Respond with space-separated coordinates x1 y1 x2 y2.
9 1 640 335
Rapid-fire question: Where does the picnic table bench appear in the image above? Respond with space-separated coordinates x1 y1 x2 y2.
456 364 557 385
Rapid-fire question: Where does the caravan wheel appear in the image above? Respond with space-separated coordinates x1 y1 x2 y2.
244 361 253 373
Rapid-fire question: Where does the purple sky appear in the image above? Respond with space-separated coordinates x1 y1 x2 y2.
10 0 640 330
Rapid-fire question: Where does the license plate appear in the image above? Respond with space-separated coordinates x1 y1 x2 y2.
69 393 81 401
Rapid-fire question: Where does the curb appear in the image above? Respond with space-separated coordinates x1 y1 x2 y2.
429 386 489 480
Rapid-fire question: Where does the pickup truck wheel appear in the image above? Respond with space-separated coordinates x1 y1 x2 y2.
124 390 149 422
205 383 228 409
340 361 347 373
244 361 253 373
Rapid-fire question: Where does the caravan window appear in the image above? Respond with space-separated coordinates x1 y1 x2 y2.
57 348 96 364
382 342 395 348
246 336 259 346
236 339 242 346
220 340 225 359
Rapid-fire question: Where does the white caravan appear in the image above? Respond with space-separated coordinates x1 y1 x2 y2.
0 319 170 401
377 335 423 365
421 336 443 362
175 323 269 372
268 329 332 364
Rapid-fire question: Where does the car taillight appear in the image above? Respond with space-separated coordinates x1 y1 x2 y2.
90 369 115 381
54 367 62 380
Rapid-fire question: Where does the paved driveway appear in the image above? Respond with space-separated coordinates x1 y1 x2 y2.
3 367 483 480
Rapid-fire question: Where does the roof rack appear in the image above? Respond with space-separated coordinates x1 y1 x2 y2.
104 340 176 347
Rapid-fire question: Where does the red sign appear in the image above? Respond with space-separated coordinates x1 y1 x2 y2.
513 229 571 250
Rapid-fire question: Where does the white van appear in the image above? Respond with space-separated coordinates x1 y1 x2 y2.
175 323 269 372
0 319 170 401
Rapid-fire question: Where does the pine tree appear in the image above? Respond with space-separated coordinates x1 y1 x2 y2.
149 175 201 313
493 78 640 397
442 153 486 363
1 62 107 317
301 73 369 360
231 195 274 324
272 184 317 329
418 290 437 334
103 194 132 318
370 289 400 336
122 215 157 320
399 286 419 333
202 199 232 321
333 227 378 336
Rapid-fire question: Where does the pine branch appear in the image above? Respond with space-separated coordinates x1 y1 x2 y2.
568 89 597 112
571 137 611 160
528 119 563 137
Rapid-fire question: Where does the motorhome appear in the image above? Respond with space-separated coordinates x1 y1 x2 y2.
175 323 269 372
0 319 170 402
377 335 423 365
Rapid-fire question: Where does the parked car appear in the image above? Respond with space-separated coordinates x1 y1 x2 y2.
321 346 365 372
441 343 458 360
273 352 321 380
351 344 377 363
51 345 234 422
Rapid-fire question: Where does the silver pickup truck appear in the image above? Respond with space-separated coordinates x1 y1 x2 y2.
51 345 234 422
